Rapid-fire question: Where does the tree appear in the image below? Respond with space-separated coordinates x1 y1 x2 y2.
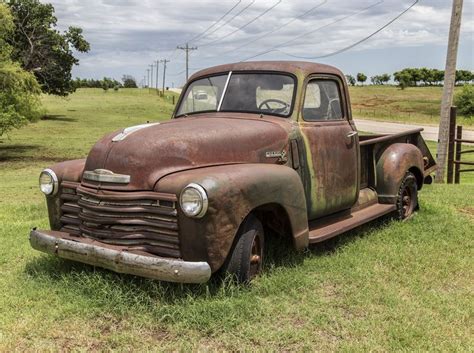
393 71 412 90
454 85 474 116
7 0 90 96
122 75 138 88
356 73 367 85
345 74 356 86
455 70 473 85
0 3 42 137
380 73 391 85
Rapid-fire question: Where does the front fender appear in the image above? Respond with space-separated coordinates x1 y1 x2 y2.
44 159 86 230
156 164 309 272
376 143 424 203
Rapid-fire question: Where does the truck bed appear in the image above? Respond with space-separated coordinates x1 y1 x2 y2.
358 128 436 189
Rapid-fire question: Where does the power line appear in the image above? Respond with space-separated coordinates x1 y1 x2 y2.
186 0 242 44
277 0 419 59
240 0 383 61
197 0 256 42
199 0 283 48
220 0 328 55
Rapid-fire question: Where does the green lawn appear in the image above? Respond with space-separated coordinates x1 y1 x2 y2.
350 85 473 127
0 88 473 350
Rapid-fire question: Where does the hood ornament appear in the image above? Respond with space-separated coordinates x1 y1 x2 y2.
83 169 131 184
112 122 160 142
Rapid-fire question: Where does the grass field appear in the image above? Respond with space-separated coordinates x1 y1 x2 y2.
350 85 473 127
0 88 473 350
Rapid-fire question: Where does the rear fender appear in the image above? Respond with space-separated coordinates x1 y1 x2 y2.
156 164 309 272
375 143 424 204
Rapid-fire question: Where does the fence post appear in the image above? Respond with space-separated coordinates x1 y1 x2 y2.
447 106 457 183
454 125 462 184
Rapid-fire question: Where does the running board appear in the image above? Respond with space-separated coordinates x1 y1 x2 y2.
308 203 396 243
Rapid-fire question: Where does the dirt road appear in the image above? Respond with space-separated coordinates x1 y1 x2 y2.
354 118 474 143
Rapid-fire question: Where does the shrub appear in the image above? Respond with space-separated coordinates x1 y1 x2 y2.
454 85 474 117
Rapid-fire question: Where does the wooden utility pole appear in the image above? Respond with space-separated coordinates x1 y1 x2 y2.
155 60 160 91
177 43 198 81
149 64 154 90
435 0 463 183
146 68 150 88
161 59 170 95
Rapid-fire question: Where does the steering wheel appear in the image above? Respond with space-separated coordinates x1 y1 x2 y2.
258 99 289 114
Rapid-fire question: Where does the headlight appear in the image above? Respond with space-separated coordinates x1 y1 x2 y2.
179 183 208 218
39 169 58 196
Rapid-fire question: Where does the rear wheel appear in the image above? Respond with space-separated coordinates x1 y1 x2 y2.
396 172 418 220
222 215 264 283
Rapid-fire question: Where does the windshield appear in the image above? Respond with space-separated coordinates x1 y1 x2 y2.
176 72 295 118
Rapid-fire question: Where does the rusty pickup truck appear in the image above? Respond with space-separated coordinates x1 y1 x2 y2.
30 61 436 283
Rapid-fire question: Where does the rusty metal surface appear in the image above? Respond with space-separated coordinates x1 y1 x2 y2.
156 164 309 271
30 229 211 283
375 143 425 203
189 61 344 84
83 115 292 191
34 61 437 279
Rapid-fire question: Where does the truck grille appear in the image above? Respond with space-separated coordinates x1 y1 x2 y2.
59 182 180 258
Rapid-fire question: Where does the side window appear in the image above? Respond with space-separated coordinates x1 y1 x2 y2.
303 80 344 121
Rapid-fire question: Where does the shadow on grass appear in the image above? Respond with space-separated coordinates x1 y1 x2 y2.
23 215 395 311
0 144 71 164
41 114 77 122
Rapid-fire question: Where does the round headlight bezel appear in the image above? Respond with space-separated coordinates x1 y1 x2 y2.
39 168 59 196
179 183 208 218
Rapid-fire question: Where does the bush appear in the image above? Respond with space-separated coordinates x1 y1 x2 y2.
0 62 43 136
454 85 474 117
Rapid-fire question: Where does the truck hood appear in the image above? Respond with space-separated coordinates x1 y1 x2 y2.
83 115 290 191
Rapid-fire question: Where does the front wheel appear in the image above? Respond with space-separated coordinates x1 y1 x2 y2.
222 215 264 283
396 172 418 220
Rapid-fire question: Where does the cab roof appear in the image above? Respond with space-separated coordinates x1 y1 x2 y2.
190 61 344 81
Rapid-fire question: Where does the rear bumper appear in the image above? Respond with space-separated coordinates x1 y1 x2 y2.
29 229 211 283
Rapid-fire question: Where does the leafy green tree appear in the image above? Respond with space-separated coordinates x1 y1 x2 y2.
7 0 90 96
455 70 473 85
356 73 367 85
393 71 412 90
454 85 474 116
0 3 42 136
122 75 138 88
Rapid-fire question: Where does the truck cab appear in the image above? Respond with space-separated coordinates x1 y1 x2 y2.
30 61 436 284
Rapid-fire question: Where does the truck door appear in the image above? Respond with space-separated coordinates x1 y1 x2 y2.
299 77 359 219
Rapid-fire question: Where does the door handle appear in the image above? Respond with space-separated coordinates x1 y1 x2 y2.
347 131 358 138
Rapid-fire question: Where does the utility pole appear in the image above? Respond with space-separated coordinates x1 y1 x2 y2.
435 0 463 183
146 69 150 88
155 60 160 91
177 43 198 81
161 59 170 95
149 64 154 90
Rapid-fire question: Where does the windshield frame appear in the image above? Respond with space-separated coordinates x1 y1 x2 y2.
173 70 298 119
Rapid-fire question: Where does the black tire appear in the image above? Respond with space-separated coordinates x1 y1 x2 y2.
396 172 418 220
222 215 264 283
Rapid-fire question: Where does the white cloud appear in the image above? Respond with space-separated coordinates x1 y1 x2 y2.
44 0 473 85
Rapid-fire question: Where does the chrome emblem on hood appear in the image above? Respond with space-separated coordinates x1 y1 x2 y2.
83 169 131 184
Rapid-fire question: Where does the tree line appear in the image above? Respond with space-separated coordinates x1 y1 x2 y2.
73 75 138 90
346 68 473 89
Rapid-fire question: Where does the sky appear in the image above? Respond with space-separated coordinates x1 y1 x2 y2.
47 0 473 87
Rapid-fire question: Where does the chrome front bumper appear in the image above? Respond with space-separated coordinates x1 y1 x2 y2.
29 229 211 283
